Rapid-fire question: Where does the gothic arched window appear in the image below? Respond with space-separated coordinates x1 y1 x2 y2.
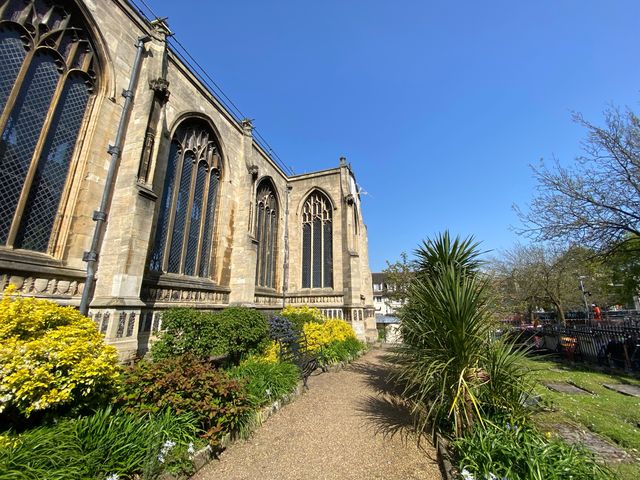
301 191 333 289
255 179 278 289
0 0 97 253
149 119 222 278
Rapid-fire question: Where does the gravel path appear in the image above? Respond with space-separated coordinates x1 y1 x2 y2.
192 347 442 480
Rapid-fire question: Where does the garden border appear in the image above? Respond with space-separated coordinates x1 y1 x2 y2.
159 381 305 480
436 433 457 480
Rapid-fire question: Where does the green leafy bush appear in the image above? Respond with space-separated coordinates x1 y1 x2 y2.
320 337 366 366
119 355 252 444
215 307 270 363
151 307 269 364
0 407 198 480
151 308 224 361
227 358 299 406
0 286 120 427
453 422 612 480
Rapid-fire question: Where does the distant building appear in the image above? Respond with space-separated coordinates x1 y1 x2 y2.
371 272 404 316
371 272 403 341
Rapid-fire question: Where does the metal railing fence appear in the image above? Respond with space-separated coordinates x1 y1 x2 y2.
541 323 640 371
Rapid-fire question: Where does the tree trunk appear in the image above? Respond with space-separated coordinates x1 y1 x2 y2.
555 304 566 325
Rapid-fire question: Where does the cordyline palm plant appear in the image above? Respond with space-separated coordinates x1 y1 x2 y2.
395 232 531 438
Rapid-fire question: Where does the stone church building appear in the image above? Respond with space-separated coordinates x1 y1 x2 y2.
0 0 376 360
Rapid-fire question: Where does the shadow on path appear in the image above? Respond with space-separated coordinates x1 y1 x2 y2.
347 352 403 396
352 348 433 458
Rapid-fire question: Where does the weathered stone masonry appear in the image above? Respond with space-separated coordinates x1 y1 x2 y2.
0 0 376 361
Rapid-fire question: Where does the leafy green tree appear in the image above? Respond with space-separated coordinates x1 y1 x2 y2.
607 235 640 307
491 244 617 323
381 251 416 303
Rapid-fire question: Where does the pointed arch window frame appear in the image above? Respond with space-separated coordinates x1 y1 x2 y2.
0 0 99 255
149 119 222 279
254 178 278 289
301 190 333 289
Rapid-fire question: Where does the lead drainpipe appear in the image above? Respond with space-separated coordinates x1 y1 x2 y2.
282 184 292 309
79 36 150 316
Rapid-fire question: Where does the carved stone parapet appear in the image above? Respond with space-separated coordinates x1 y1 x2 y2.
285 294 344 305
1 271 84 299
254 294 282 306
88 309 140 339
320 308 345 320
141 285 230 305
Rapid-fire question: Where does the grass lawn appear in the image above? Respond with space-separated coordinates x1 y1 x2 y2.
523 354 640 479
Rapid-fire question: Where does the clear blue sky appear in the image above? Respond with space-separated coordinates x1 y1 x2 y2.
141 0 640 271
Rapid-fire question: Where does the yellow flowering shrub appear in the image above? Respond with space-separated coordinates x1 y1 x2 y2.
0 286 120 417
281 305 327 330
303 319 356 351
281 305 326 322
259 340 279 363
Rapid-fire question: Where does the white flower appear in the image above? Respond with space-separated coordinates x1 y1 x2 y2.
461 468 475 480
105 474 119 480
187 442 195 455
157 439 176 463
485 474 498 480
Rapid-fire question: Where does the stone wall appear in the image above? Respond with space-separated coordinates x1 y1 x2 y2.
0 0 376 360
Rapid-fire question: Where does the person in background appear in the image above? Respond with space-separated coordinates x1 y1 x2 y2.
592 304 602 321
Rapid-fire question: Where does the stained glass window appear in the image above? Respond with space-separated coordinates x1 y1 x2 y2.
149 142 179 271
0 1 97 253
168 151 194 273
199 172 219 277
301 191 333 288
255 179 278 288
16 74 90 251
149 120 222 278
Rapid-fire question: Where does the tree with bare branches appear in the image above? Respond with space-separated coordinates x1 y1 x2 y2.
517 107 640 255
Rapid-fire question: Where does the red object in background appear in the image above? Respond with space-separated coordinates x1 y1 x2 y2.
593 305 602 320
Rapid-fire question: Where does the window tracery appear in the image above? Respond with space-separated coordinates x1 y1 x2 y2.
149 119 221 278
301 191 332 289
255 179 278 289
0 0 97 253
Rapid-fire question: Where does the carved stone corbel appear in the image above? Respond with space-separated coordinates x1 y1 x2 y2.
149 77 170 104
345 193 355 206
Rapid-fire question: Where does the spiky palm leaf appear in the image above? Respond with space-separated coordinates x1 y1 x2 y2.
395 232 531 438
